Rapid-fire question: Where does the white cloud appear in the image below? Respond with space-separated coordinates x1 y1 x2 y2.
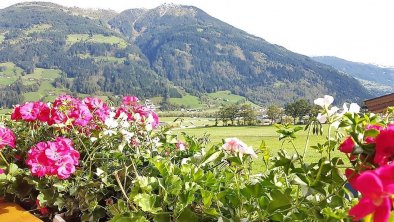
1 0 394 66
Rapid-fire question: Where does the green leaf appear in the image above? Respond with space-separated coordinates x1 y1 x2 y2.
8 163 19 176
200 150 223 166
201 190 212 207
165 175 182 195
177 207 198 222
364 129 380 138
109 213 149 222
202 207 219 216
268 190 292 211
153 214 171 222
133 193 162 214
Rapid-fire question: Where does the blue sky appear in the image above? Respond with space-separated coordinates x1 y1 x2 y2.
1 0 394 66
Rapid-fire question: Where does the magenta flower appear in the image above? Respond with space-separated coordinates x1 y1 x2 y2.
35 101 51 122
26 137 79 179
0 169 4 174
11 105 22 121
70 104 93 127
49 95 96 127
374 126 394 166
115 96 160 129
82 97 110 122
349 166 394 222
19 102 39 121
11 101 51 123
0 127 16 149
122 96 139 106
339 136 355 154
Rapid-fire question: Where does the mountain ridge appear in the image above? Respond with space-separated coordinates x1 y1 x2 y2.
0 2 372 108
312 56 394 96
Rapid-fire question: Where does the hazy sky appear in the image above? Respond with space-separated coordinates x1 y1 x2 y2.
1 0 394 66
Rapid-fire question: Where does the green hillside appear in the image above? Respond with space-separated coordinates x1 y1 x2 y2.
0 2 373 108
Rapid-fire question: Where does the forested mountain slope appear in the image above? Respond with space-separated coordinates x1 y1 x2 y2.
0 2 372 107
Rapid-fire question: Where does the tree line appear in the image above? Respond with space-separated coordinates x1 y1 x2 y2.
215 99 320 127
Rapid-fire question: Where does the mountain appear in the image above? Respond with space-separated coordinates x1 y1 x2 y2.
0 2 372 108
312 56 394 96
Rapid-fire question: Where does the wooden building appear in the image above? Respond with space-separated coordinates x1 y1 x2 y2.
364 93 394 113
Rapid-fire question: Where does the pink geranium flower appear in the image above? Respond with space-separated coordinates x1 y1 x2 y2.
374 126 394 166
19 102 39 121
11 101 51 123
122 96 139 106
0 127 16 149
26 137 79 179
83 97 110 122
349 171 394 222
222 137 257 158
176 141 187 151
339 136 355 153
114 96 160 130
35 102 51 122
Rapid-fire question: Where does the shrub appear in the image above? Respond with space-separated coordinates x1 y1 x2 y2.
0 94 392 221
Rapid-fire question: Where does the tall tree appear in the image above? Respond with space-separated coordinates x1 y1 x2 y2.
239 104 256 125
285 99 312 124
266 104 282 124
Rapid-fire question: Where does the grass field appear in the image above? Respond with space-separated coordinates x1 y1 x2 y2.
0 63 70 102
0 62 24 86
161 117 345 166
25 24 52 35
66 34 128 48
78 54 126 64
169 95 202 108
155 90 260 115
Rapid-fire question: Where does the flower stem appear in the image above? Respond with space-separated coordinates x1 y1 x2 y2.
302 125 312 162
114 172 138 211
0 151 9 166
328 124 332 161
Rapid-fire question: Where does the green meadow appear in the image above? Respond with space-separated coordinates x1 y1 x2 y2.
66 34 128 48
162 117 346 166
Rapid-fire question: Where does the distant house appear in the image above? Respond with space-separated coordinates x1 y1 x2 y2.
364 93 394 113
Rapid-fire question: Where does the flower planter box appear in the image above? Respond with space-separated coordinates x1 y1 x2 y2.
0 202 42 222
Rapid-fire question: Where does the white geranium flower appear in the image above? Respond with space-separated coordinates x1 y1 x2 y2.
316 113 327 123
145 123 153 131
103 129 117 136
118 112 128 121
105 117 118 129
152 137 162 147
109 111 116 118
328 106 339 116
90 137 98 142
120 120 130 128
331 121 340 129
342 103 360 114
134 113 141 121
239 146 258 158
181 158 190 165
121 129 134 143
314 95 334 108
